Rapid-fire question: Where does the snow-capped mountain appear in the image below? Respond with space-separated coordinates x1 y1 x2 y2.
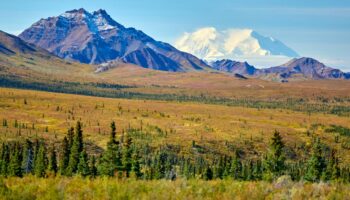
174 27 299 66
19 8 210 72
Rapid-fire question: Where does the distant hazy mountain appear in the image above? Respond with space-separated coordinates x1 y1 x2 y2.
257 57 350 80
210 57 349 80
210 59 257 75
19 8 210 72
174 27 299 66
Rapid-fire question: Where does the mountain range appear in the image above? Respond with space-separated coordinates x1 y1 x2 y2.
212 58 350 80
19 8 210 72
0 8 348 81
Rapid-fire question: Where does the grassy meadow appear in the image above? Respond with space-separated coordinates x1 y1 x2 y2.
1 176 350 200
1 87 350 162
0 81 350 199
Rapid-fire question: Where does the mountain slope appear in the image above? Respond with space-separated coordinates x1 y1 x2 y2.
211 59 257 76
258 57 350 80
19 8 210 72
0 30 38 55
0 29 97 82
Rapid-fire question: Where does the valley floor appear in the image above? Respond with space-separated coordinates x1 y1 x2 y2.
1 87 350 199
0 87 350 162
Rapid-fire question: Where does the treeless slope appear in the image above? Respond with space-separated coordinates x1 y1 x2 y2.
96 64 350 101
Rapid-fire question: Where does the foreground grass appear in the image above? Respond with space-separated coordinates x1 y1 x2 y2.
0 176 349 200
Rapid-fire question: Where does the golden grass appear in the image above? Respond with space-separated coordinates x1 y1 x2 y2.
0 87 350 163
0 176 349 200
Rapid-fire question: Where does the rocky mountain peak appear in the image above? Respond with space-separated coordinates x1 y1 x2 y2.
19 9 210 71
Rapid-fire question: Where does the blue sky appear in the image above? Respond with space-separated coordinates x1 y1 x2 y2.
0 0 350 71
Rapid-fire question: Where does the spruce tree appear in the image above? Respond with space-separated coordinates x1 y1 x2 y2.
154 152 166 179
21 140 34 174
230 152 242 180
67 127 74 150
77 149 90 177
0 143 10 175
182 158 191 179
203 166 213 180
90 156 97 178
32 139 40 172
213 157 224 179
67 121 84 176
252 160 262 180
131 151 142 178
110 121 116 142
8 142 22 177
47 145 58 174
98 121 121 176
305 138 326 182
322 150 335 181
59 137 70 175
122 134 133 176
75 122 83 153
263 131 285 181
34 142 47 177
331 151 340 180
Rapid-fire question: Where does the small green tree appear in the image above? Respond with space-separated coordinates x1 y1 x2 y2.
21 140 33 174
77 149 90 177
67 127 74 150
122 134 133 176
131 151 142 178
0 143 10 175
330 150 340 180
47 145 58 174
59 137 70 175
34 142 47 177
304 138 326 182
90 156 97 178
98 122 121 176
8 142 22 177
110 121 117 142
203 166 213 180
67 121 84 176
263 131 285 181
75 122 83 153
230 154 242 180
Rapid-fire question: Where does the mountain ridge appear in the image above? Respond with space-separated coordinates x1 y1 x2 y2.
3 27 349 81
258 57 350 80
19 8 210 72
210 57 349 80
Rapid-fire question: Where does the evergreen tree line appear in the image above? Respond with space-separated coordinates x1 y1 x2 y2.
0 122 349 182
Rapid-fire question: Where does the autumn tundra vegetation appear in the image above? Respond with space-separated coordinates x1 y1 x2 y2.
0 87 350 199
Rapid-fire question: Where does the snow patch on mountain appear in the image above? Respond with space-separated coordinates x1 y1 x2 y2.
92 13 115 31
